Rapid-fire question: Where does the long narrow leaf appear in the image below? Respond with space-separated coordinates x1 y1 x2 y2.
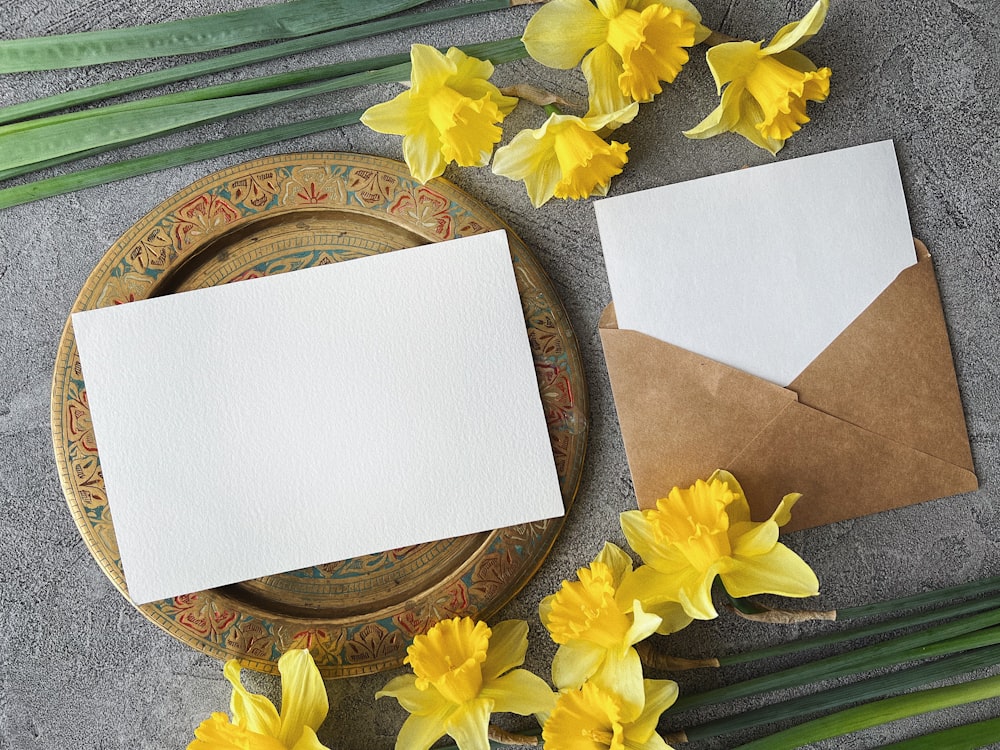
672 606 1000 712
880 716 1000 749
0 38 528 176
0 0 512 125
838 575 1000 620
0 0 431 73
682 640 1000 741
720 592 1000 667
0 110 364 209
731 674 1000 750
0 56 416 138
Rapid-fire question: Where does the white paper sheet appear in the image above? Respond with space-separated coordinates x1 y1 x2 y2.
594 141 917 386
72 230 564 605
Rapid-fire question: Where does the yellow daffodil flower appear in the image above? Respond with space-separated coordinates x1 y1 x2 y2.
360 44 518 183
543 679 679 749
377 617 555 750
188 649 330 750
522 0 709 117
684 0 832 153
539 543 662 717
618 470 819 632
492 103 639 208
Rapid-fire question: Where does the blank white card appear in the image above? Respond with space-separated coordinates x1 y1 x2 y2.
595 141 916 386
73 230 564 604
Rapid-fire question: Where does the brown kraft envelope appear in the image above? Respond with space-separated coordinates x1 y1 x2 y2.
599 239 978 532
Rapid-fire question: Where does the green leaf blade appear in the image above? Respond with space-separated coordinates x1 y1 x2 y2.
0 0 432 73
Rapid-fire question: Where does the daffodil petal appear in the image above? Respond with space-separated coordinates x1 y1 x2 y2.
360 93 417 137
290 726 332 750
772 48 820 74
522 0 609 69
189 712 288 750
646 599 695 635
446 50 518 116
705 40 763 92
724 542 820 598
409 43 457 94
595 541 634 588
375 674 445 715
593 646 645 721
623 599 662 646
683 84 742 139
619 510 680 570
443 698 493 750
402 123 448 183
481 620 529 681
615 561 679 609
582 44 632 119
276 650 328 747
446 47 494 84
625 731 674 750
621 0 705 25
492 126 562 208
551 640 605 689
537 592 555 628
481 669 556 715
732 519 780 557
731 89 783 153
597 0 628 16
628 679 680 742
674 562 722 620
395 705 453 750
224 660 281 737
770 491 802 527
765 0 829 54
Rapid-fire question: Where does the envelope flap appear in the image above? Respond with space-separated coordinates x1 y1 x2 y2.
600 302 619 329
729 402 979 531
600 313 796 509
789 240 974 472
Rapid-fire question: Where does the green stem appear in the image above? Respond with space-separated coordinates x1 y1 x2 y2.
0 110 363 209
837 575 1000 620
0 0 512 125
0 0 431 73
0 66 409 174
682 637 1000 741
0 37 528 177
731 673 1000 750
880 716 1000 749
719 593 1000 667
672 606 1000 712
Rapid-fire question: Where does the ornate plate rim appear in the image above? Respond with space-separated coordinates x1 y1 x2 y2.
50 152 588 677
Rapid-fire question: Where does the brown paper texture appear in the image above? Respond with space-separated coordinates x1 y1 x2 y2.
599 240 978 532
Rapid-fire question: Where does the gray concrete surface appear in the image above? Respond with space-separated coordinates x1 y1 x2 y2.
2 0 999 748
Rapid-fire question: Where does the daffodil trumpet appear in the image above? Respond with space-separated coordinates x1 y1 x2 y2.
491 103 638 207
361 44 518 184
521 0 710 118
684 0 832 153
188 649 331 750
376 616 554 750
538 542 663 718
618 469 820 634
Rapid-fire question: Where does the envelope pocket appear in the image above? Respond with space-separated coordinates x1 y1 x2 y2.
728 403 978 532
600 240 977 530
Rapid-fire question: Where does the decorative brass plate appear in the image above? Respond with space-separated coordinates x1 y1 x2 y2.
50 153 588 677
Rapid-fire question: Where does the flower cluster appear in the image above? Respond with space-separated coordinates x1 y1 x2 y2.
362 0 831 206
189 649 330 750
377 469 818 749
189 471 818 749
